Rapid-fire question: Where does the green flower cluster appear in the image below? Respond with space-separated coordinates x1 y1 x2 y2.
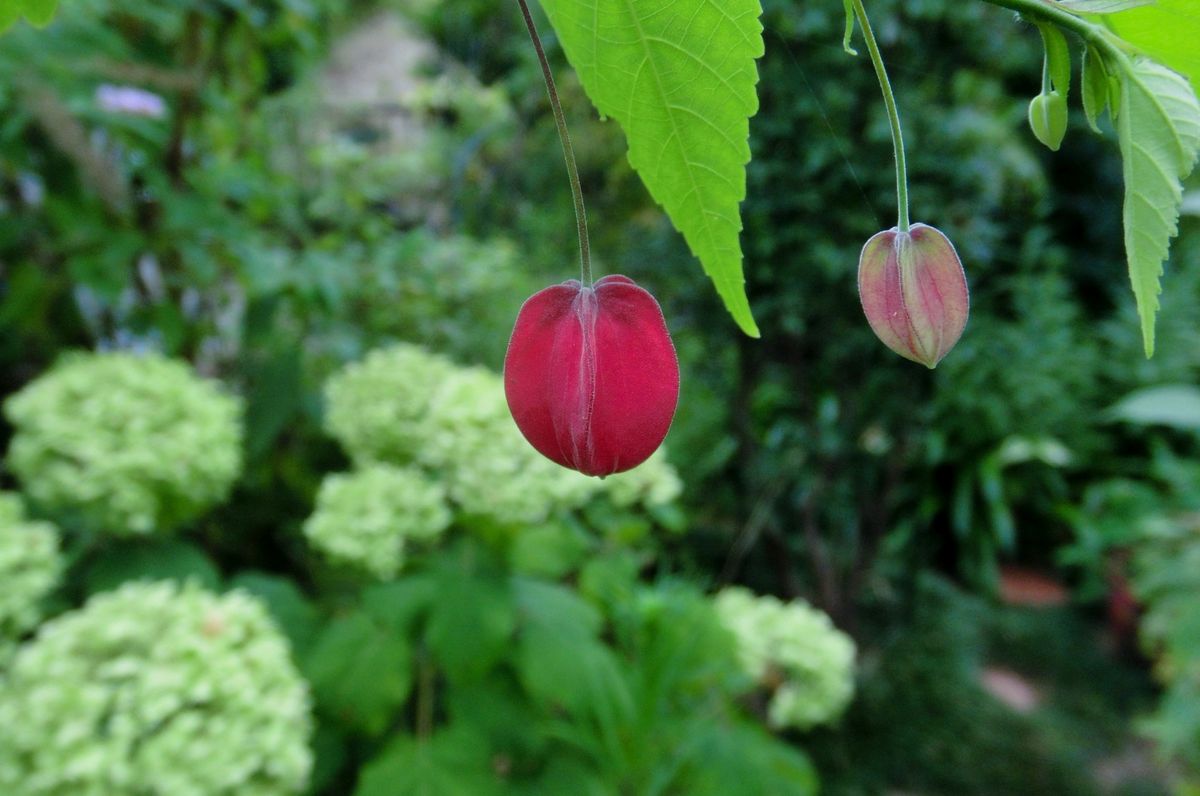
603 449 684 508
418 366 599 521
0 581 312 796
0 494 61 664
323 344 609 526
324 344 455 466
303 465 452 578
715 586 856 730
4 352 243 536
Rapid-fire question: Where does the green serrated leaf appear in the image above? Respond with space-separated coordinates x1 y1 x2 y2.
537 0 764 337
516 621 632 720
1105 0 1200 97
1060 0 1156 13
0 4 20 31
1082 46 1110 131
1115 57 1200 356
17 0 57 27
509 520 591 578
447 677 546 759
512 577 631 720
362 575 436 636
685 722 819 795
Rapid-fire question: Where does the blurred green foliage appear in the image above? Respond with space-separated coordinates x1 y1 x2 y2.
1061 413 1200 789
808 576 1159 796
0 0 1194 792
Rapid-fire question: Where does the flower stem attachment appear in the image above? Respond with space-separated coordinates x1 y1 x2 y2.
516 0 593 285
850 0 910 233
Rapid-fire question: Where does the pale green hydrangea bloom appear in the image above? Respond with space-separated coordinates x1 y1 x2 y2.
323 344 457 466
0 494 62 664
4 352 243 536
0 581 312 796
715 586 856 730
602 449 684 508
323 344 685 527
418 366 600 524
324 347 600 525
303 465 451 578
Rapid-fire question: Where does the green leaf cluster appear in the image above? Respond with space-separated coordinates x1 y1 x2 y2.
1060 443 1200 785
291 546 823 795
1104 0 1200 95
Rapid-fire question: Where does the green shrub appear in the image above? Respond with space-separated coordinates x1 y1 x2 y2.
1064 444 1200 786
809 578 1125 796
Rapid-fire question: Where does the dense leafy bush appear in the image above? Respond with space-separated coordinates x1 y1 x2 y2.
0 581 312 795
808 577 1137 796
1062 416 1200 787
0 0 1191 792
281 344 829 792
4 353 242 535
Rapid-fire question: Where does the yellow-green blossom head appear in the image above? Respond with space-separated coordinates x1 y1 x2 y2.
0 581 312 794
4 352 243 535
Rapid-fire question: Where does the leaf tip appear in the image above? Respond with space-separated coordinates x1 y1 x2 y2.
736 312 761 339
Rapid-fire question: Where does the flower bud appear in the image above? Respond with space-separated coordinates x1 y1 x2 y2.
1028 90 1068 151
857 223 969 368
504 275 679 477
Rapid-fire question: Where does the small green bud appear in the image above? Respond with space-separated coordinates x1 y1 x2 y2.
858 223 970 369
1028 91 1068 151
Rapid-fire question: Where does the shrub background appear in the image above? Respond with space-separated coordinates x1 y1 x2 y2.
0 0 1196 793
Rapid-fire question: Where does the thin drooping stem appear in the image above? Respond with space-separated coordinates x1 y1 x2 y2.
851 0 910 232
516 0 592 286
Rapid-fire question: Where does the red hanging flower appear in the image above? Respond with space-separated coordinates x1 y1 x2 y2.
504 275 680 477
